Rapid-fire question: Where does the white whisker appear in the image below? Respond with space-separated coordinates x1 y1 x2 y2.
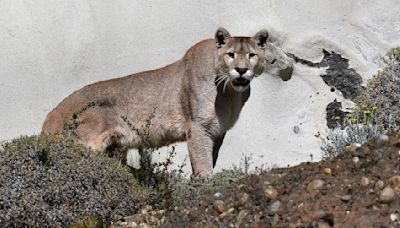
223 77 230 93
216 75 228 87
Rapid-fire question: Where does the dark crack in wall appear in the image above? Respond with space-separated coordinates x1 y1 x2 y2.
288 50 364 100
319 50 364 100
326 99 349 129
287 50 364 128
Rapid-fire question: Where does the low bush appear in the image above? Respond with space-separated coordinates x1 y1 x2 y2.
0 135 146 227
320 116 381 158
321 48 400 158
355 47 400 133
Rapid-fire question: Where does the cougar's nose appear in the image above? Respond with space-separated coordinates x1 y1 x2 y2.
235 67 248 76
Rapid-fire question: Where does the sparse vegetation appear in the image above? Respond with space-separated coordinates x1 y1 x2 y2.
321 48 400 158
320 112 382 158
120 113 249 211
355 47 400 133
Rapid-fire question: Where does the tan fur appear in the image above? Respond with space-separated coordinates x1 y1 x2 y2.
42 28 284 177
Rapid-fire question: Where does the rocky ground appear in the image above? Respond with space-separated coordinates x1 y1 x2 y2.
114 134 400 228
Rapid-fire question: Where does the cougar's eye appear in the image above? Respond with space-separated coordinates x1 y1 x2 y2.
249 53 256 58
226 52 235 58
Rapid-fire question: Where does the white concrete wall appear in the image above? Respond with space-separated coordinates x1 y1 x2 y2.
1 0 400 173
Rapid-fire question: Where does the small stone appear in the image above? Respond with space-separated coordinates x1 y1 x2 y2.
388 176 400 192
361 177 370 187
149 216 158 224
351 142 362 149
293 125 300 134
271 214 279 226
318 221 331 228
219 208 234 218
270 200 281 213
375 180 385 191
141 205 153 215
346 143 362 152
307 179 325 193
379 187 396 204
236 210 247 227
214 192 222 198
340 194 352 202
140 223 151 228
238 184 247 190
323 167 332 175
376 134 390 147
352 156 360 164
390 213 399 222
238 193 250 206
264 186 278 200
213 200 225 214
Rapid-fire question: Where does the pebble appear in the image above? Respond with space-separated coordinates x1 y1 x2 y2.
388 176 400 192
270 200 281 213
375 180 385 191
361 177 370 187
219 208 234 218
214 192 222 198
293 125 300 134
352 156 360 164
390 213 399 222
346 143 362 152
238 193 250 206
379 187 396 204
307 179 325 193
142 223 151 228
323 167 332 175
376 134 390 147
141 205 153 215
318 221 331 228
271 214 279 226
236 210 247 227
131 222 139 227
213 200 225 214
352 142 362 149
340 194 352 202
264 186 278 200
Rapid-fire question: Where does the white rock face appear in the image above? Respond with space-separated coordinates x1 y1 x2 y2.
1 0 399 174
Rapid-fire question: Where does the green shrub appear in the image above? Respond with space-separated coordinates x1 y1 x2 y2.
355 47 400 133
0 135 146 227
320 116 381 158
321 48 400 158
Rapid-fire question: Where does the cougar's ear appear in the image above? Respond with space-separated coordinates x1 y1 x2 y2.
215 27 231 48
253 29 269 48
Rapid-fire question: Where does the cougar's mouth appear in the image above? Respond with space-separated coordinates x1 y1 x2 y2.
232 77 250 87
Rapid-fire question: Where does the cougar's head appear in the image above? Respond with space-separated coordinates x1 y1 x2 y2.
215 27 268 92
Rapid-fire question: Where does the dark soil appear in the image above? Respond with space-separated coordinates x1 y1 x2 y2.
119 134 400 227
